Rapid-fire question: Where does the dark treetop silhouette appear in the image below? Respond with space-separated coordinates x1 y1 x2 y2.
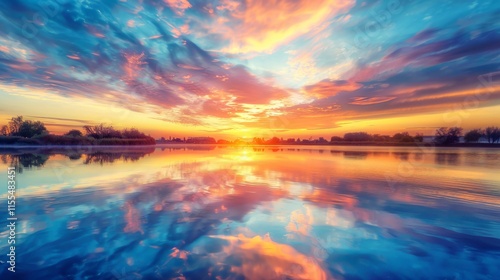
1 116 499 147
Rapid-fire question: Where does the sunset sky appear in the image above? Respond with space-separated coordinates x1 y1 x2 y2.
1 0 499 139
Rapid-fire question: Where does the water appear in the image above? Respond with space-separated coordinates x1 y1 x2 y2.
0 145 499 279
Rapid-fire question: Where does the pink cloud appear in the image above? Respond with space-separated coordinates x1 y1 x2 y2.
163 0 192 15
67 54 81 60
304 79 362 99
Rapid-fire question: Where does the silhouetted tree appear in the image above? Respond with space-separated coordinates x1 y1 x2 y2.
122 128 147 139
252 137 264 145
344 132 372 142
0 125 8 136
392 132 414 142
434 127 463 144
83 124 122 139
317 137 328 143
414 133 424 142
65 129 83 137
371 134 391 142
331 136 343 142
485 127 500 143
7 116 23 135
267 137 281 145
16 120 47 137
3 116 48 138
464 129 483 143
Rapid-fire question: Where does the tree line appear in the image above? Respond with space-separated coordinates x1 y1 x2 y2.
434 127 500 144
217 127 500 145
241 131 423 145
0 116 155 145
1 116 499 146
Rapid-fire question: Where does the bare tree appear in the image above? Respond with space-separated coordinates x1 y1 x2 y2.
434 127 463 144
83 124 122 139
464 129 483 143
0 125 10 136
485 127 500 143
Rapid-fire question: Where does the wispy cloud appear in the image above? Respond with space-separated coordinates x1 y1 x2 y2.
27 116 92 124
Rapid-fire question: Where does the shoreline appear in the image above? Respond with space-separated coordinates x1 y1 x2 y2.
0 142 498 149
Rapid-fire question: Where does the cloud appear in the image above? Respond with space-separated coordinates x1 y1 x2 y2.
265 24 500 129
0 0 291 128
163 0 192 15
349 29 500 83
304 79 362 99
349 96 396 105
210 234 331 280
26 116 92 124
194 0 355 53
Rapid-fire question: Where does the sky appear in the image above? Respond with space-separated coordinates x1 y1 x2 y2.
0 0 499 139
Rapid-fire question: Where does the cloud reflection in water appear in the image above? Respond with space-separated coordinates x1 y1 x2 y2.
0 146 499 279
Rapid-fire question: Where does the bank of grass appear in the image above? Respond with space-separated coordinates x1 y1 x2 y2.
0 135 156 146
0 136 41 145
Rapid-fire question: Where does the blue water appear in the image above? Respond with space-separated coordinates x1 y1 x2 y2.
0 146 499 279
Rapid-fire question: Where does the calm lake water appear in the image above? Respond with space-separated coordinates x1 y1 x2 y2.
1 145 499 279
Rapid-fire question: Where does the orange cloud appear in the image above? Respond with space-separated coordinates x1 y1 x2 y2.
286 207 314 235
304 79 362 99
215 0 355 53
211 234 332 279
171 24 190 37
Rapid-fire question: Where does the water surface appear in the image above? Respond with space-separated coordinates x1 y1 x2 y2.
0 145 499 279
